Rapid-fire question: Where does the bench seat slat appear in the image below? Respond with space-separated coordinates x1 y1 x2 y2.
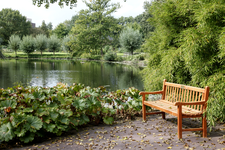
144 100 203 117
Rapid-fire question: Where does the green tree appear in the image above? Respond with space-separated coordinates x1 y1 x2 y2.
33 0 78 8
0 8 31 45
30 27 45 37
20 35 35 57
0 38 5 59
134 1 154 39
53 23 69 39
142 0 225 126
62 35 74 56
8 35 21 57
35 34 48 57
40 20 50 37
48 34 61 56
119 27 142 55
70 0 121 56
47 22 53 31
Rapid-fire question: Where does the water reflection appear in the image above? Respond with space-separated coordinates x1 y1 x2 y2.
0 59 144 91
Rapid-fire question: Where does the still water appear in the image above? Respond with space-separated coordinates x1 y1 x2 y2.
0 59 144 91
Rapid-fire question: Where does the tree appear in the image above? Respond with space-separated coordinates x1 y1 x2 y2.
33 0 78 8
30 27 45 37
35 34 48 57
40 20 50 37
20 35 35 57
0 8 32 45
48 34 61 56
47 22 53 31
142 0 225 126
8 35 21 57
119 27 142 55
0 38 5 59
134 1 154 39
53 23 69 39
70 0 121 56
62 35 75 57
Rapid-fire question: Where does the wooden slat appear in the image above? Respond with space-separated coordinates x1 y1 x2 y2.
194 91 198 110
144 100 203 117
165 82 205 93
182 128 203 131
178 88 181 102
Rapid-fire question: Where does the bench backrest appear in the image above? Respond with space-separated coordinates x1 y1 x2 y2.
162 79 209 111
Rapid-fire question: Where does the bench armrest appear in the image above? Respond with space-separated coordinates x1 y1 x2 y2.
139 91 163 95
174 101 206 106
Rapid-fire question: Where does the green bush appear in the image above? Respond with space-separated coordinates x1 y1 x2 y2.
0 84 142 144
104 51 117 61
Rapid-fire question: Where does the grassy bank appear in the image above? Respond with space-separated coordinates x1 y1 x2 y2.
3 51 71 59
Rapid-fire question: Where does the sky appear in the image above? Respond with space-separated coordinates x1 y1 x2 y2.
0 0 150 29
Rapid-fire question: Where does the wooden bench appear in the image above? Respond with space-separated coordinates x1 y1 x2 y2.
139 79 210 139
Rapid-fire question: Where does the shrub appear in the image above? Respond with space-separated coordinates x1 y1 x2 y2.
104 51 117 61
0 84 142 143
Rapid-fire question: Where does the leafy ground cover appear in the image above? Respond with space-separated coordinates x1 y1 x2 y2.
0 83 143 144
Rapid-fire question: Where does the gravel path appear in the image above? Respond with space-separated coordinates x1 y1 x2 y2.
3 114 225 150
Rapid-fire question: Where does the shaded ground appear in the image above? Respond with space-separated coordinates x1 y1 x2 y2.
2 114 225 150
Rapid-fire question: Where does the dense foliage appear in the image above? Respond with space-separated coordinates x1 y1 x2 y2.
142 0 225 126
70 0 121 55
53 23 69 39
33 0 78 8
0 83 142 143
0 8 31 45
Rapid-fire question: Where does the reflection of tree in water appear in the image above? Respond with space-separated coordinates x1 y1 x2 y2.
0 60 144 91
118 69 144 91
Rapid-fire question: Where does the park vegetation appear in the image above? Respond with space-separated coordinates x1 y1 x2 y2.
0 0 224 140
142 0 225 126
0 83 142 143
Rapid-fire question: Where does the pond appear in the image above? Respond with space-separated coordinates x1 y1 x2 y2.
0 59 144 91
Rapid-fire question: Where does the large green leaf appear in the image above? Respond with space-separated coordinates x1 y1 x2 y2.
23 107 33 113
72 99 86 110
70 118 79 127
0 99 17 108
43 123 56 132
59 109 73 117
50 111 59 121
14 127 26 137
42 116 51 124
103 116 114 125
26 116 43 131
20 132 35 143
0 122 15 142
58 115 69 125
36 108 49 116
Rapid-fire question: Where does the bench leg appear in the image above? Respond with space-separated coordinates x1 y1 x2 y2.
177 105 182 139
202 116 207 138
162 112 165 119
142 105 146 121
